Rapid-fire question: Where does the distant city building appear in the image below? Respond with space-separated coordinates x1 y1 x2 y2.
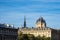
0 23 18 40
18 16 60 40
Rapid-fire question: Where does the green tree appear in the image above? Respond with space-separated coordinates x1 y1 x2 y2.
18 34 29 40
35 35 42 40
18 32 23 40
46 37 51 40
28 34 35 40
18 33 51 40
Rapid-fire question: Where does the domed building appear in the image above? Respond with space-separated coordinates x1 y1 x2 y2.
18 16 60 40
36 17 46 28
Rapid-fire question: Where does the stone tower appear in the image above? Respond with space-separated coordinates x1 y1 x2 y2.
36 17 46 28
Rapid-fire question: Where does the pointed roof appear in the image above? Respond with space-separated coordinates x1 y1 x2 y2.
24 16 26 28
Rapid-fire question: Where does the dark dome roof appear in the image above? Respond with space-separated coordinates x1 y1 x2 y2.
36 17 46 23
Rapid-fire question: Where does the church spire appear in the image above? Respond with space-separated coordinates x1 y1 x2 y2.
24 16 26 28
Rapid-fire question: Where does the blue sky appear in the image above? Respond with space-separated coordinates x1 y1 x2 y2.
0 0 60 29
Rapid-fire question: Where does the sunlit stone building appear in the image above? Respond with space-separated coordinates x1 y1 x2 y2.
0 23 18 40
18 17 60 40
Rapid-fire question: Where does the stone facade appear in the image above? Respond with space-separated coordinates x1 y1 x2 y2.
18 28 51 37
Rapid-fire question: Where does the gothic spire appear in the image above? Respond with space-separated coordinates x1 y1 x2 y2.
24 16 26 28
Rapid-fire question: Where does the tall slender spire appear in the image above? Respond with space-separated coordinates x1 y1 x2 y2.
24 16 26 28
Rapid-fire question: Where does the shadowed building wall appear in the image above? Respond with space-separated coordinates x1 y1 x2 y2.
0 24 18 40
